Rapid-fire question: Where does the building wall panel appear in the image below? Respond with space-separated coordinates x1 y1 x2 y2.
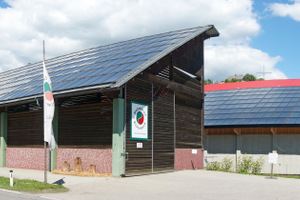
7 110 43 147
58 102 113 148
153 87 174 172
57 148 112 174
205 135 236 154
125 79 153 175
175 149 203 170
6 147 49 170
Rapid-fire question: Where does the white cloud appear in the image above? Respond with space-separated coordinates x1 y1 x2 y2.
205 45 286 81
268 0 300 21
0 0 286 81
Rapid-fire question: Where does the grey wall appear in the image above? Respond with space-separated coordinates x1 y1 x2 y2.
241 134 272 154
205 134 300 155
276 134 300 155
205 135 236 154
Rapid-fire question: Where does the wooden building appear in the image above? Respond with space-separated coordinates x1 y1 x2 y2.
0 25 219 176
204 80 300 174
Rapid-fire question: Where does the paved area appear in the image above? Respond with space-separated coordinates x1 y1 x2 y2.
0 167 299 200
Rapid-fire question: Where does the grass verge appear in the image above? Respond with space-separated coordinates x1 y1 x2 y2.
0 176 68 193
263 174 300 179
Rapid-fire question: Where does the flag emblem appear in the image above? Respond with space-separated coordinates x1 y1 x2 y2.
136 111 144 125
44 82 53 101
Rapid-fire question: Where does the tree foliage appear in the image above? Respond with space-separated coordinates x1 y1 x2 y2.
204 79 213 85
242 73 256 81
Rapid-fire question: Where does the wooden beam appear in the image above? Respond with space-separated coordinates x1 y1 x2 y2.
271 128 277 134
137 72 203 99
234 128 240 135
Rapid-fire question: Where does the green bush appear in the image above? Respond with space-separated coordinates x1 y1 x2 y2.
206 157 233 172
252 156 264 174
206 161 221 171
221 157 233 172
237 154 264 174
237 154 253 173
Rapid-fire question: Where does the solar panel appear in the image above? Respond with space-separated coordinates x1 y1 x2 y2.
0 26 214 104
205 86 300 126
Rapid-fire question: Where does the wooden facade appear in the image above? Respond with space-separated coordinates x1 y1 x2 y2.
0 26 218 175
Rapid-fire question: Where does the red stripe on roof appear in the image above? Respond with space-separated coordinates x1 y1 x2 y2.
204 79 300 92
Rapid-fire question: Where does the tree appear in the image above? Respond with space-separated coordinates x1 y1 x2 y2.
204 79 213 85
243 73 256 81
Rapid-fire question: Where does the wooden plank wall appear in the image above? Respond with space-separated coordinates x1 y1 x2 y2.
175 93 202 148
277 127 300 134
58 102 113 148
7 110 43 147
153 87 174 172
125 79 153 175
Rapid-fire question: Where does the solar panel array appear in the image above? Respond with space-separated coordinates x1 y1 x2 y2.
0 26 207 104
205 86 300 127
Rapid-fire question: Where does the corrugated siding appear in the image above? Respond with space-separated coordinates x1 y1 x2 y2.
125 79 153 175
58 102 113 148
7 110 43 147
175 93 202 148
153 87 174 172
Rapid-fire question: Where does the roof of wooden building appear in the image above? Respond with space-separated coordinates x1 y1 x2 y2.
0 25 218 106
204 79 300 128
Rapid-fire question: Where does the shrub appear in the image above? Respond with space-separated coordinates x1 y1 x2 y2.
237 154 253 173
252 156 264 174
206 162 221 171
221 157 233 172
237 154 265 174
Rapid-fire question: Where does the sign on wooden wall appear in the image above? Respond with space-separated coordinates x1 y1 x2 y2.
131 101 149 140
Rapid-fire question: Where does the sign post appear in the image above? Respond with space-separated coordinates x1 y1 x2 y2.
268 152 278 178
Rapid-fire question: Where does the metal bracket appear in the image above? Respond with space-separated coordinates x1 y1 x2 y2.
121 152 129 161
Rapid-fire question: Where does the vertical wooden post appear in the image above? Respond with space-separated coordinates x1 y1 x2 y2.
271 163 274 178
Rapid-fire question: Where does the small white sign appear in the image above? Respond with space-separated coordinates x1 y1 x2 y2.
137 143 143 148
268 153 278 164
192 149 197 154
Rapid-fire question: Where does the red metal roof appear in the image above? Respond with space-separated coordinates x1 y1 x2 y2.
205 79 300 92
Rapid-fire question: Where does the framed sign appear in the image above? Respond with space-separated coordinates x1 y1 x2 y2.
268 153 278 164
131 101 149 140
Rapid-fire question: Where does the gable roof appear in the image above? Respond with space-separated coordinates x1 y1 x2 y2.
204 79 300 128
0 25 218 106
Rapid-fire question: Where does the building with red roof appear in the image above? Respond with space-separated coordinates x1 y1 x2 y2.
204 79 300 174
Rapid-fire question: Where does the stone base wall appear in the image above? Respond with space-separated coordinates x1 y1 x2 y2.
6 148 50 170
57 148 112 174
175 149 203 170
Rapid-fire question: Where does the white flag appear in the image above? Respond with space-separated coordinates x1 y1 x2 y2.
43 61 56 151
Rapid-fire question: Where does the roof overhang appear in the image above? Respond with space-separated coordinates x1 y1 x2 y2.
112 25 219 89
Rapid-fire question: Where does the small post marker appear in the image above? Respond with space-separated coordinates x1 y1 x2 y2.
9 170 13 187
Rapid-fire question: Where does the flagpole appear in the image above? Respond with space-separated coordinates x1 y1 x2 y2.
43 40 47 185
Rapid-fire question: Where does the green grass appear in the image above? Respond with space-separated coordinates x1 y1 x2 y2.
263 174 300 179
0 176 68 193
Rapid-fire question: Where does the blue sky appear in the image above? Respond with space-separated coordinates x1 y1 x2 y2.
0 0 299 82
251 0 300 79
0 1 9 8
